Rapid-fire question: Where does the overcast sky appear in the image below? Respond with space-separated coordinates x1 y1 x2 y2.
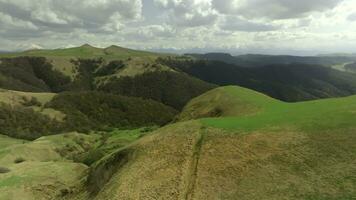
1 0 356 55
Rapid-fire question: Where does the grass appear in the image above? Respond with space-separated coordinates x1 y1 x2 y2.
79 127 157 166
0 135 26 150
0 45 163 61
0 89 56 106
0 45 170 79
201 86 356 133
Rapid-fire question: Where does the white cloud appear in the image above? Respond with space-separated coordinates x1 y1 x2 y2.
0 0 356 55
212 0 343 20
0 0 143 32
153 0 218 27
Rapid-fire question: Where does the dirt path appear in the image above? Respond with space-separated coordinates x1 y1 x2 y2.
184 129 205 200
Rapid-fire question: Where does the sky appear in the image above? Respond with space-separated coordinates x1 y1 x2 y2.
0 0 356 55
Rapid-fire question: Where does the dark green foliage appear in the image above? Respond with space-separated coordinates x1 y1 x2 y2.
158 57 356 102
0 57 70 92
0 103 63 140
46 91 178 132
98 71 217 110
187 53 356 68
87 148 132 195
67 58 102 91
14 157 26 164
21 96 42 107
0 167 10 173
30 57 71 92
95 60 125 76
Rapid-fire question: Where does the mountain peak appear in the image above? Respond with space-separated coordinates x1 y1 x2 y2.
80 44 95 48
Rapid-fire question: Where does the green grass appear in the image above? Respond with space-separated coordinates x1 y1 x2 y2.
0 45 163 60
80 127 156 166
0 135 25 150
104 127 154 149
0 45 171 81
201 86 356 133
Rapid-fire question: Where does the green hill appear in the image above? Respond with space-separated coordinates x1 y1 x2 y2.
0 44 160 60
1 45 356 199
0 45 167 80
54 86 356 200
177 85 356 133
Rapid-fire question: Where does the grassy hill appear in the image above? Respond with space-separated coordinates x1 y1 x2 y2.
0 45 168 79
1 45 356 199
180 86 356 132
50 86 355 200
0 128 156 200
0 89 177 140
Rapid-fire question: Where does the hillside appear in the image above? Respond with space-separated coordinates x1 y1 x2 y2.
58 86 356 200
0 45 167 79
0 89 176 140
0 52 215 109
0 45 356 199
187 53 356 68
159 57 356 102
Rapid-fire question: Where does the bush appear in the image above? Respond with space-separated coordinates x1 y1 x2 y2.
0 102 63 140
14 157 26 164
97 71 217 110
0 57 71 92
0 167 10 173
45 91 178 132
21 96 41 107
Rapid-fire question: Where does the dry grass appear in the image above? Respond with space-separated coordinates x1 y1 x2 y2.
65 121 356 200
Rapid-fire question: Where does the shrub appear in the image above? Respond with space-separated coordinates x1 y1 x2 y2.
0 102 63 140
14 157 26 164
0 167 10 173
21 96 41 107
97 71 217 110
45 91 178 132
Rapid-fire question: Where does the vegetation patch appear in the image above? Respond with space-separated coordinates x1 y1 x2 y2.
0 103 63 140
14 157 26 164
0 167 10 174
46 91 177 133
158 57 356 102
98 71 217 110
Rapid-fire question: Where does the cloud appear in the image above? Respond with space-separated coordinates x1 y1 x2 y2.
0 0 356 55
348 12 356 21
212 0 343 20
0 0 143 34
153 0 218 27
124 24 176 41
220 16 280 32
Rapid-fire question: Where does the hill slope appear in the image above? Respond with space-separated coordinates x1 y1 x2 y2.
60 86 356 200
159 58 356 102
187 53 356 68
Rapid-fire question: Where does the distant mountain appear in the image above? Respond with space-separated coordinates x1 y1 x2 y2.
186 53 356 68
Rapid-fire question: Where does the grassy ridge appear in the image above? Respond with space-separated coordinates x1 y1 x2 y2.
0 45 161 60
198 86 356 132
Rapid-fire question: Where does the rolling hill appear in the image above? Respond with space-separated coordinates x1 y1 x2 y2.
187 53 356 68
56 86 356 200
159 57 356 102
0 45 356 199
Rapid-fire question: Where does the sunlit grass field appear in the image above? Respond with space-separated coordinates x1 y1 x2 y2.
202 86 356 133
